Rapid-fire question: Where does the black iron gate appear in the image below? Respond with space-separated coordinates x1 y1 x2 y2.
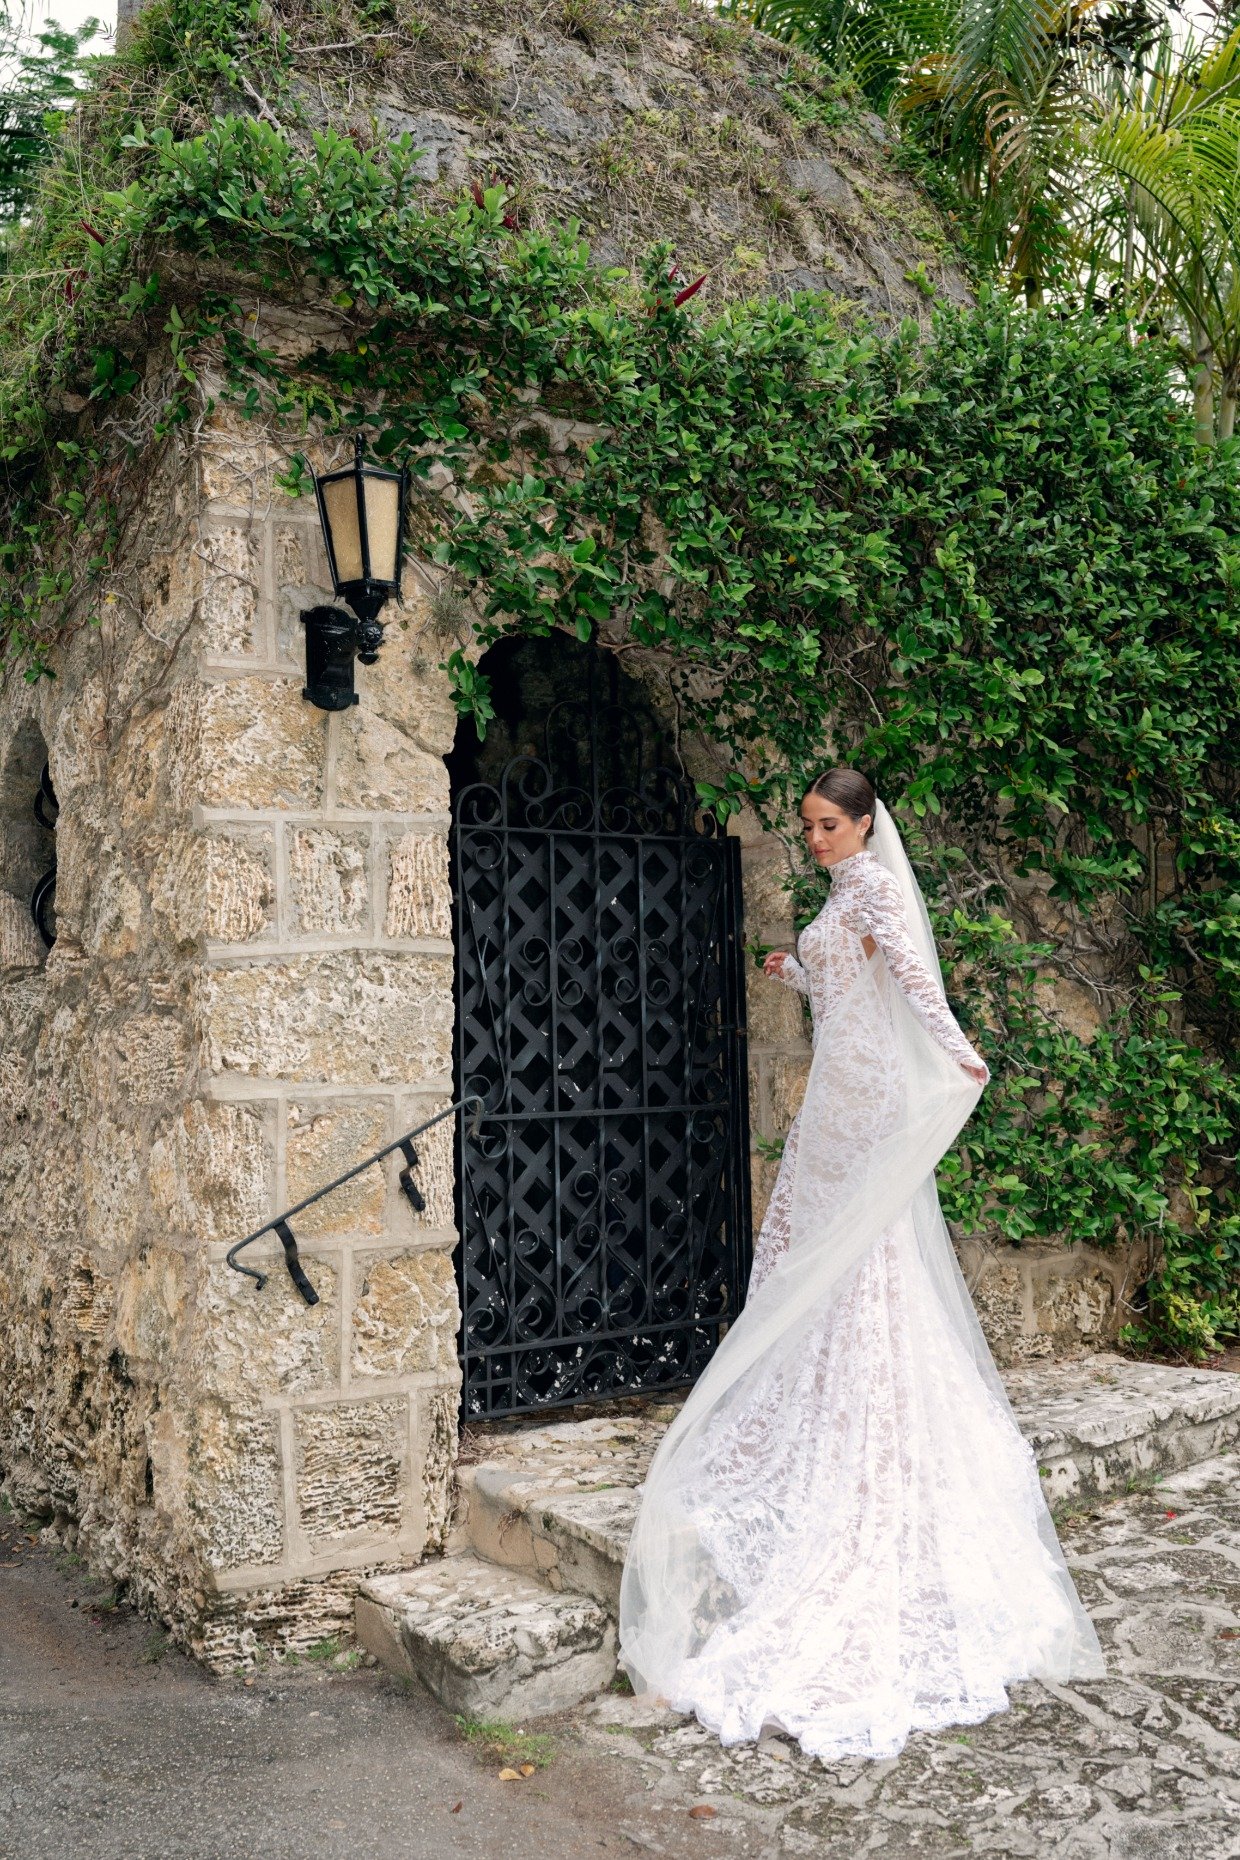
451 655 751 1419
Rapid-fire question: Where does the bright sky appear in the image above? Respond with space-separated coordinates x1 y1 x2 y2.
22 0 115 48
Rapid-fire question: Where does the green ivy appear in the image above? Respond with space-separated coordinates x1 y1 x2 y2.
0 0 1236 1357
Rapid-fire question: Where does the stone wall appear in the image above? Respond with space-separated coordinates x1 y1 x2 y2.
0 413 465 1667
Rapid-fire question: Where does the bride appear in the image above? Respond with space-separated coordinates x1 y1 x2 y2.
617 768 1107 1763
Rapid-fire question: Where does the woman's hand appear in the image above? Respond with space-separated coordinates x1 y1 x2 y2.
763 951 792 979
961 1058 990 1086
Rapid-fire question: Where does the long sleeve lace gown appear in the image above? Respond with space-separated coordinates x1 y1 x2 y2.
618 845 1106 1763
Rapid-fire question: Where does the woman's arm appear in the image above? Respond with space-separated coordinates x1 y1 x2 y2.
858 863 990 1082
763 950 810 996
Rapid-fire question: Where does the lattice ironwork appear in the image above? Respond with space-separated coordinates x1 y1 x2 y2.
452 660 752 1419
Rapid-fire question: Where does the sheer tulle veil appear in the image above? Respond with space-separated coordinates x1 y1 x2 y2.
617 794 1107 1711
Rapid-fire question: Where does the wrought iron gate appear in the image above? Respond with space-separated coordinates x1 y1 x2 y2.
451 659 751 1419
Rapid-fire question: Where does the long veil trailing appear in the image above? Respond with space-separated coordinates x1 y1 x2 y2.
617 797 1106 1753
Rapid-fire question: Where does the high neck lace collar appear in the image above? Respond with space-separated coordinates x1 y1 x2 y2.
828 847 874 886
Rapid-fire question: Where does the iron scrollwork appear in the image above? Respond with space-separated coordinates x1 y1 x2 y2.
452 676 752 1419
31 762 57 949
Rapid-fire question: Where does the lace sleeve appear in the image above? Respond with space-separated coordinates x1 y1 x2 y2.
776 954 810 996
857 863 989 1078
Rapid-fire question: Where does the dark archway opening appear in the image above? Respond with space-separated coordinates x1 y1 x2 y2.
447 634 751 1420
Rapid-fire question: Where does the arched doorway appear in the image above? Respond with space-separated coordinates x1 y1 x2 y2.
446 635 752 1418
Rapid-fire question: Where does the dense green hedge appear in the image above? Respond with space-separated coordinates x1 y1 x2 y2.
0 0 1236 1356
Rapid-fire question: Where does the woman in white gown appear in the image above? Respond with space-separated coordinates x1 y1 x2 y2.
617 769 1106 1763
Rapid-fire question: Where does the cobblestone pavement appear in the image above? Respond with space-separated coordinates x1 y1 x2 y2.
569 1452 1240 1860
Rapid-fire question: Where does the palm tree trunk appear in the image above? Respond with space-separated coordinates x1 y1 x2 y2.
1192 321 1215 446
1122 185 1136 292
1220 385 1237 444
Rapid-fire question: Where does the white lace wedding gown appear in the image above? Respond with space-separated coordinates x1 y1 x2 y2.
618 844 1106 1763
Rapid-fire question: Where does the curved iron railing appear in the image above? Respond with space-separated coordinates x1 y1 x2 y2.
227 1095 484 1306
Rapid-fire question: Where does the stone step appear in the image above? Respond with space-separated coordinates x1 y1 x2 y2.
451 1357 1240 1606
355 1553 617 1719
1003 1356 1240 1505
371 1357 1240 1726
449 1409 672 1615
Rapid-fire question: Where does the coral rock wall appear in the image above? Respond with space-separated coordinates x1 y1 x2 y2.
0 417 461 1666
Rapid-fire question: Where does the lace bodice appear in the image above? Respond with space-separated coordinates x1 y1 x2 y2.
777 848 987 1079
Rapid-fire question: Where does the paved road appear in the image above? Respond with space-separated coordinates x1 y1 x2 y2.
3 1451 1239 1859
0 1513 689 1860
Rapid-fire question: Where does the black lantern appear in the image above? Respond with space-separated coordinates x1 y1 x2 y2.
304 435 407 711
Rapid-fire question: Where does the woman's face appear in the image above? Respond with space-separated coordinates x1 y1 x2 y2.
801 792 871 868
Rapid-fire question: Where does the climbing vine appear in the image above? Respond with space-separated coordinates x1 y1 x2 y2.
0 0 1237 1357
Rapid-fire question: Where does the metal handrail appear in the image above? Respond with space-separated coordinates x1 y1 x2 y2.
226 1094 484 1306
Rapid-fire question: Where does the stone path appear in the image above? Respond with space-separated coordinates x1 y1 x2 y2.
567 1450 1240 1858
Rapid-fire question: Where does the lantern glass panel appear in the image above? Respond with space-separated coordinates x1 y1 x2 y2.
362 474 401 586
322 475 364 583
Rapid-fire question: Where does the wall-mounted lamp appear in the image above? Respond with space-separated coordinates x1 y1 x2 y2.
304 435 407 711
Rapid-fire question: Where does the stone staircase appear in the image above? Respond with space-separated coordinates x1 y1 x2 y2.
354 1353 1240 1718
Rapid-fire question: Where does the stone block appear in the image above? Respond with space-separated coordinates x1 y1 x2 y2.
149 1100 272 1242
195 1564 387 1672
116 1013 191 1106
419 1387 457 1555
82 1117 145 1253
114 1246 191 1371
136 550 197 652
333 710 450 814
956 1242 1037 1366
745 961 808 1047
83 859 147 959
198 416 269 506
286 1098 388 1235
151 827 276 947
205 951 453 1085
352 1248 458 1380
205 833 277 943
47 674 107 800
286 825 371 937
296 1398 406 1546
750 1145 784 1236
1030 1255 1119 1351
0 890 46 975
114 707 169 829
356 1555 616 1719
198 523 260 656
397 1104 455 1230
198 1256 340 1400
364 623 462 759
273 519 327 594
1032 976 1103 1045
195 1400 285 1569
383 831 451 940
169 679 326 812
740 843 801 938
